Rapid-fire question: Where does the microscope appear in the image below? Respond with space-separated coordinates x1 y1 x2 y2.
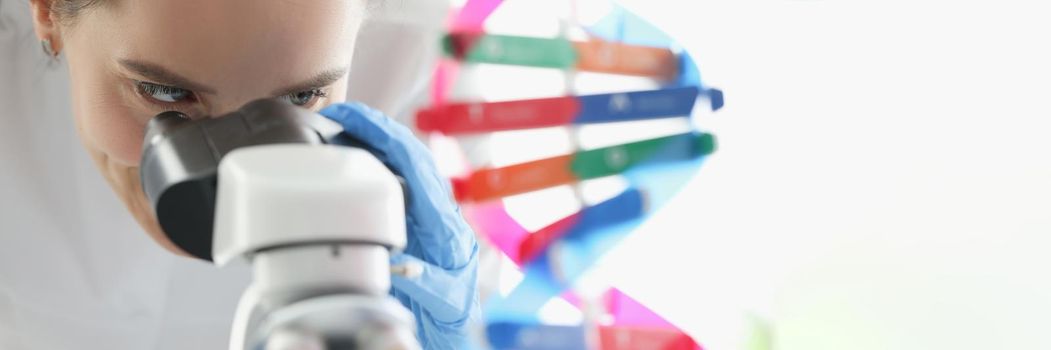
139 99 421 350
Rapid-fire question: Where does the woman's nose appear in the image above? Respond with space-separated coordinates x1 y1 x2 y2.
206 96 266 118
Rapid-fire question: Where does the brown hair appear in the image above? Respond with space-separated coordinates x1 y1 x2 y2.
49 0 104 24
49 0 381 24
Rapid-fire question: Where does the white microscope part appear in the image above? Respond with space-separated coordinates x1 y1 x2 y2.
213 144 416 350
212 144 407 267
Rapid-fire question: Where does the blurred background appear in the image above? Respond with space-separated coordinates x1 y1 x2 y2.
596 1 1051 349
434 0 1051 349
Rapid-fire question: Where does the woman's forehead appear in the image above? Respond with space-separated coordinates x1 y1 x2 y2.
91 0 364 92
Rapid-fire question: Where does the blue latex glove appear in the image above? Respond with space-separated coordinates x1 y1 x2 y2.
320 103 480 350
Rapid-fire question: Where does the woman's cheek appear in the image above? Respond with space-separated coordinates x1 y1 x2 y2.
77 97 148 167
66 52 149 166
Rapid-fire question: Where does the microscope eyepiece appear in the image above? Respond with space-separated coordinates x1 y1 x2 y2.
139 99 330 261
143 111 190 148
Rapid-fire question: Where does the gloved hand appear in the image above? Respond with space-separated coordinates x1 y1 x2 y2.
320 103 480 350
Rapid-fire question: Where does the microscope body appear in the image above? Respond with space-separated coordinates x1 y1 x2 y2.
139 100 419 350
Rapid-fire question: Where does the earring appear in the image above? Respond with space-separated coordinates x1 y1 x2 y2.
41 38 58 58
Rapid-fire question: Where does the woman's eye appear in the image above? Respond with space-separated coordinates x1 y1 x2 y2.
281 89 328 107
136 81 192 103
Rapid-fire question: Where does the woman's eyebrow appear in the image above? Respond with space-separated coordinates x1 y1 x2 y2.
119 59 216 94
271 67 349 96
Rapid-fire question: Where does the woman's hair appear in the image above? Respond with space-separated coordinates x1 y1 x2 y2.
50 0 103 23
48 0 381 24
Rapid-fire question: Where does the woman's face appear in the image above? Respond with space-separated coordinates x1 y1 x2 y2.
36 0 365 255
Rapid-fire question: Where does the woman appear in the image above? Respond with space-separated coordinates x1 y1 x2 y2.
0 0 478 349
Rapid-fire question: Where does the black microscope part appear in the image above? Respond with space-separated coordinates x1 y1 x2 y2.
139 99 328 261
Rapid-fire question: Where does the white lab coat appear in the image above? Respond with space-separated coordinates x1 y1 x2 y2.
0 1 447 348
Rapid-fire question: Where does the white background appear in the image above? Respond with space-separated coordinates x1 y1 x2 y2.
584 1 1051 349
